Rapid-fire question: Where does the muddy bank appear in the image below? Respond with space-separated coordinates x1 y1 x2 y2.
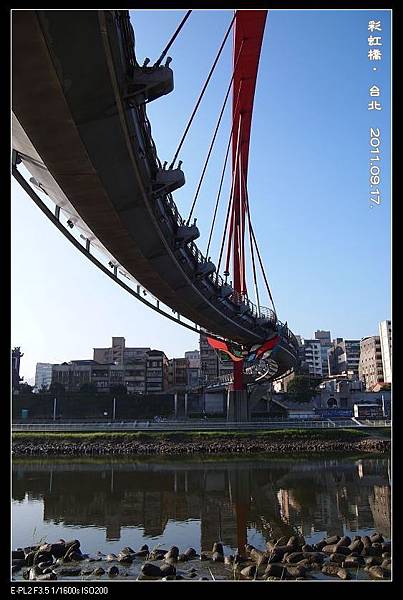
12 435 390 456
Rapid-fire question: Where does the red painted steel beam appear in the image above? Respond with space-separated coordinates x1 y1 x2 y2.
232 10 267 188
230 9 267 297
230 10 267 391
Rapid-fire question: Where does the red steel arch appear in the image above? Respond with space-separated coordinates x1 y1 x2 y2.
229 10 267 389
228 9 267 297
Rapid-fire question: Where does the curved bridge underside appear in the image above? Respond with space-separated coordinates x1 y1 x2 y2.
12 10 298 378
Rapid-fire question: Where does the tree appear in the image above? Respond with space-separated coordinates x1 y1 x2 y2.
80 382 98 394
110 384 127 396
49 382 66 395
18 382 33 394
286 375 320 403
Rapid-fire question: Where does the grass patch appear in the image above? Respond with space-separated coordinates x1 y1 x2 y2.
12 428 374 444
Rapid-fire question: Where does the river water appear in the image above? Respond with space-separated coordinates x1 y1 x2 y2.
12 454 390 558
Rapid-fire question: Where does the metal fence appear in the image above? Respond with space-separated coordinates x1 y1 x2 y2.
12 418 391 433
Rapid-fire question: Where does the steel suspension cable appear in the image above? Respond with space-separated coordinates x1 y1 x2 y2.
187 40 245 226
169 12 236 169
241 170 277 314
154 11 192 68
216 168 235 275
224 114 243 277
205 83 243 258
241 169 261 313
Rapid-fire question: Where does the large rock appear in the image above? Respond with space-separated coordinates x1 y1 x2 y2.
302 552 326 564
348 540 364 553
325 535 340 545
148 549 166 560
329 553 347 565
287 536 301 548
212 551 224 562
212 542 224 555
362 545 382 557
295 559 313 569
265 545 289 559
264 564 287 578
160 563 176 577
58 567 82 576
37 560 53 570
368 566 386 579
315 539 328 551
240 565 257 579
50 543 66 559
37 573 57 580
370 533 384 544
364 556 384 567
106 553 118 562
134 545 149 557
120 546 135 555
93 567 105 576
249 548 268 565
266 550 284 564
64 540 80 552
285 552 305 564
12 550 25 560
141 563 162 577
164 546 179 561
337 568 350 580
32 549 53 566
321 544 338 554
344 556 365 567
286 565 306 578
336 536 351 548
322 544 351 556
183 547 197 559
118 553 133 564
108 566 119 577
67 551 84 562
322 563 342 577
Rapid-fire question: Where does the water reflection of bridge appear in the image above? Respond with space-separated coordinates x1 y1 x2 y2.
12 458 391 548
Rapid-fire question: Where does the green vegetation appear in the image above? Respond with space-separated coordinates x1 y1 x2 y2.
286 375 321 403
12 428 379 444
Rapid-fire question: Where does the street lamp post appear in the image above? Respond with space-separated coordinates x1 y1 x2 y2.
53 397 57 421
112 397 116 421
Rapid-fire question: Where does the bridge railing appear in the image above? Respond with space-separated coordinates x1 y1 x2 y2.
116 11 138 75
11 419 391 433
165 192 184 227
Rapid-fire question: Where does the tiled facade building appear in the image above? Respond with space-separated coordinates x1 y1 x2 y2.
359 336 384 390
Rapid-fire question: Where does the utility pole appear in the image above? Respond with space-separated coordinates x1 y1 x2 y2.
53 397 57 421
112 397 116 421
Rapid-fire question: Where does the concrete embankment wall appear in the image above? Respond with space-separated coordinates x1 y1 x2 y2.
12 393 177 420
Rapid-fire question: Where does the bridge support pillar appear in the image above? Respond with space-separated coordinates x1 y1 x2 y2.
174 393 186 420
226 390 249 422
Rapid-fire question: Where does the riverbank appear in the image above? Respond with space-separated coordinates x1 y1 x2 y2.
12 533 391 581
12 428 390 456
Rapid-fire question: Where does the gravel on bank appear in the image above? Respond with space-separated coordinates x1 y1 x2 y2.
12 431 390 456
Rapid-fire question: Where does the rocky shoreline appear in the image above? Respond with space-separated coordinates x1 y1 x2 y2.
12 534 391 581
12 436 390 456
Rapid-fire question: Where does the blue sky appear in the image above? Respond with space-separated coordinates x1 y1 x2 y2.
11 9 391 382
